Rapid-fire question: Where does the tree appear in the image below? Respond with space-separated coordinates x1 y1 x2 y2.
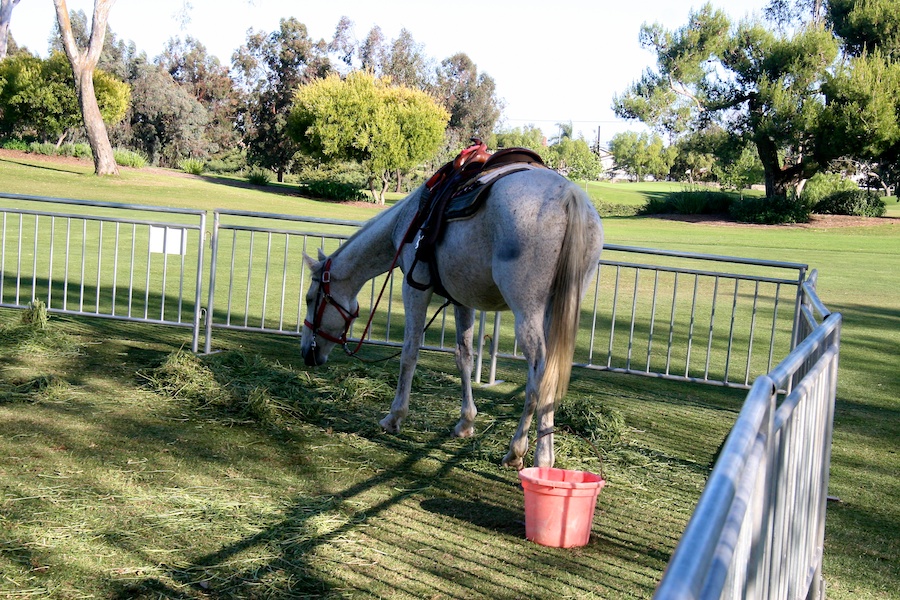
53 0 120 175
824 0 900 191
613 3 839 197
713 145 765 195
544 137 602 180
382 28 431 89
232 17 331 182
433 53 502 143
0 52 128 143
549 121 573 145
829 0 900 59
609 131 675 181
158 36 240 155
0 0 22 61
123 61 208 166
288 71 448 204
490 125 546 151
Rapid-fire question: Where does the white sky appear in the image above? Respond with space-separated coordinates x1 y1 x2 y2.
9 0 771 145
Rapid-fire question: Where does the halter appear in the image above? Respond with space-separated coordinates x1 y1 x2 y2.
303 258 359 350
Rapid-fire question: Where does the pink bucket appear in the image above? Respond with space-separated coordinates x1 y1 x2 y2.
519 467 606 548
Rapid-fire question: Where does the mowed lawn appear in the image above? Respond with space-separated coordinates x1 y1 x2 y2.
1 150 898 598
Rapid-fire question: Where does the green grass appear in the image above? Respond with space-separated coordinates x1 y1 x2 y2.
1 152 898 598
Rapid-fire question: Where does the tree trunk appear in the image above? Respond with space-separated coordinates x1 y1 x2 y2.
77 67 119 174
53 0 119 176
0 0 21 61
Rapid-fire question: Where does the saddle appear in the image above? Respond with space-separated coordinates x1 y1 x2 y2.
405 139 547 301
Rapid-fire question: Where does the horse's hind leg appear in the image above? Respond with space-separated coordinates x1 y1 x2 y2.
452 305 477 438
502 324 545 469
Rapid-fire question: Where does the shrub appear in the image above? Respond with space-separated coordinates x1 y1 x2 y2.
113 148 148 168
594 202 641 217
641 190 732 215
2 139 29 151
58 143 91 158
298 179 366 202
247 168 271 186
179 158 205 175
801 173 857 207
729 195 811 224
814 189 886 217
28 141 58 156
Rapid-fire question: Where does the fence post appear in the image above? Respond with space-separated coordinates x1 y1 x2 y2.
203 210 220 354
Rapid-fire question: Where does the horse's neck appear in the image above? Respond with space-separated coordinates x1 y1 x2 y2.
331 194 417 291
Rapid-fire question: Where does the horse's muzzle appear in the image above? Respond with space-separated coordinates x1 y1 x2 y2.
302 346 327 367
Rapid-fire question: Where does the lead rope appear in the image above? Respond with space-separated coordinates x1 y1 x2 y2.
341 211 452 363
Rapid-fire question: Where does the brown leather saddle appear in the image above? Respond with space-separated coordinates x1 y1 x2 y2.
405 139 547 301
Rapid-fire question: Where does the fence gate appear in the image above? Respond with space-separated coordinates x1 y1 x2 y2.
0 193 207 351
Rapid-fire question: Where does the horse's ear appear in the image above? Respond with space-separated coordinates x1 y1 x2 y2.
303 252 321 271
317 248 327 262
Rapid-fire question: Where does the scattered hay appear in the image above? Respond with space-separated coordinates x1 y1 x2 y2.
0 374 71 404
21 299 50 329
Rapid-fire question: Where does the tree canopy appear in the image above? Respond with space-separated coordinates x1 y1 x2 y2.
614 0 900 197
0 51 128 143
287 71 449 204
232 17 331 182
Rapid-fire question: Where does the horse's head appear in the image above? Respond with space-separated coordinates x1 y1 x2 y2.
301 249 360 366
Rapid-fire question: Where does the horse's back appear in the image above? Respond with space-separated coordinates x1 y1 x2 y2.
436 169 603 310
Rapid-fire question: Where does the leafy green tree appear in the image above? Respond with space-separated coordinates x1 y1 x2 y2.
544 137 602 180
713 145 765 195
609 131 675 181
232 17 331 182
613 3 839 197
382 28 431 89
489 125 546 151
158 36 239 155
0 52 128 144
829 0 900 59
824 0 900 191
288 71 448 204
121 61 207 166
433 52 502 145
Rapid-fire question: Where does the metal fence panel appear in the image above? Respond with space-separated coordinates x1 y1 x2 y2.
0 193 207 351
654 271 840 599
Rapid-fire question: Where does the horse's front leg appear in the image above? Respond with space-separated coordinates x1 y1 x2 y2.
452 305 477 438
379 286 432 434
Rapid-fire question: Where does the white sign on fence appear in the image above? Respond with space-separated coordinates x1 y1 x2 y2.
149 226 187 255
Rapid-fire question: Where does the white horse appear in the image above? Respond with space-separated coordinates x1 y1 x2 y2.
301 167 603 469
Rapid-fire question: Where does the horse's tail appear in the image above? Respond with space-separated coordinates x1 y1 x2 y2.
541 186 602 405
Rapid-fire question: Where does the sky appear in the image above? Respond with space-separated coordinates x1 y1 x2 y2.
9 0 772 146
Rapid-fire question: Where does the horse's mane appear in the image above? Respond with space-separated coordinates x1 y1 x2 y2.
330 186 422 260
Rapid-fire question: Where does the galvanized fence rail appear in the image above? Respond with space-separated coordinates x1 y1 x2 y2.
653 270 840 600
0 193 207 351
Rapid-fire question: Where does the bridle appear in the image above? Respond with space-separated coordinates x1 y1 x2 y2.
303 258 359 352
303 208 451 361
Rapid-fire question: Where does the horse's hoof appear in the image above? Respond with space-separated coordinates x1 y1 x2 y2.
452 422 475 438
501 452 524 470
379 415 401 434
